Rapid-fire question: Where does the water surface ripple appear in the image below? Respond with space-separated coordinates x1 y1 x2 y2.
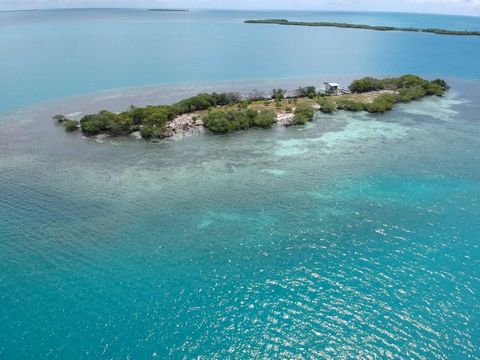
0 79 479 358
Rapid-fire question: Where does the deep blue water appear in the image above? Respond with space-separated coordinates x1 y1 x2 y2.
0 9 480 359
1 9 480 112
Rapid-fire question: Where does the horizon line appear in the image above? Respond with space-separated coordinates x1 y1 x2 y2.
0 7 479 19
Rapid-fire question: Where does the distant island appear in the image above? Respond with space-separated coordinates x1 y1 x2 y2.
53 75 449 139
148 9 189 12
0 9 39 13
245 19 480 36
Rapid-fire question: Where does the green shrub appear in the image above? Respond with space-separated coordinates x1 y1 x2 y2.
52 114 68 123
174 92 241 113
140 125 166 139
296 86 317 99
317 98 336 113
398 86 427 102
245 109 259 124
225 110 251 130
425 82 446 96
349 77 384 93
203 108 276 133
203 111 234 134
293 103 315 124
291 113 310 125
127 106 177 125
80 110 136 136
336 99 365 112
349 75 447 98
254 110 276 128
397 74 429 89
238 101 249 110
431 79 449 91
63 120 79 132
272 88 286 102
80 110 115 135
108 113 136 135
367 94 397 113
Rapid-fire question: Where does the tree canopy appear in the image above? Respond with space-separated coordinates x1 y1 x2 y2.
349 75 448 97
292 103 315 125
296 86 317 99
203 109 276 134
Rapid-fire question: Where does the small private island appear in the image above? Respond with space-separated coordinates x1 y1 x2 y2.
53 75 449 139
244 19 480 36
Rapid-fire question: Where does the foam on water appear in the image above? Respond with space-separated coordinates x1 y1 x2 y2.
65 111 83 118
262 169 288 177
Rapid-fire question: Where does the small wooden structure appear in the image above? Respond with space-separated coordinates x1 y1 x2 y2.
324 82 340 95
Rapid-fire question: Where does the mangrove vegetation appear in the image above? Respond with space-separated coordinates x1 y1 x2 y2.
53 75 448 138
244 19 480 37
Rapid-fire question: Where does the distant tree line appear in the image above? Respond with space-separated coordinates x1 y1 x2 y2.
244 19 480 37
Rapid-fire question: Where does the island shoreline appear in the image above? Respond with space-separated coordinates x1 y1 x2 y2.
53 75 449 139
244 19 480 36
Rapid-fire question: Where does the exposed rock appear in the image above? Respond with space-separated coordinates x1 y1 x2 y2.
276 112 295 126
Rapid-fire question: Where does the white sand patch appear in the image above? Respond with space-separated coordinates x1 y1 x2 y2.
66 111 83 118
95 134 109 143
262 169 287 176
130 131 142 140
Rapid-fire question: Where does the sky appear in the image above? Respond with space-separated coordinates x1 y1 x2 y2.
0 0 479 16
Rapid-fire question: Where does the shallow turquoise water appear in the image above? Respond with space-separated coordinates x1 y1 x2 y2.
1 79 480 358
0 9 480 359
